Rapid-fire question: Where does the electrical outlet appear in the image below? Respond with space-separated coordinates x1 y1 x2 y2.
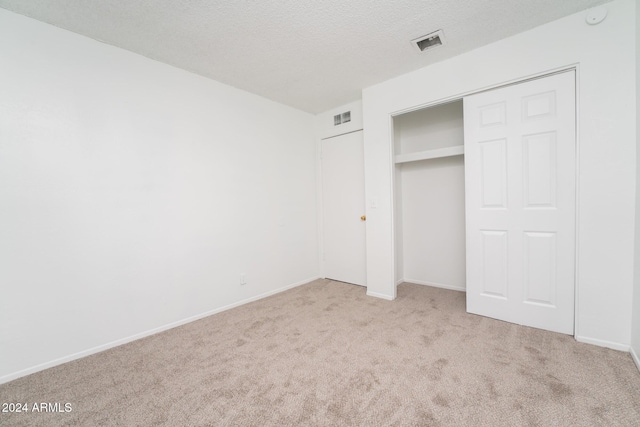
240 273 247 285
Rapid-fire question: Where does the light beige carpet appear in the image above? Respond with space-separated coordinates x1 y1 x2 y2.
1 279 639 426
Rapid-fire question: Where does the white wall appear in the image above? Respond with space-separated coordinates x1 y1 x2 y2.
363 0 636 350
0 10 319 383
632 0 640 369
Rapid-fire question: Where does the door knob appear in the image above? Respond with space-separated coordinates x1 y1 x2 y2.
360 215 366 221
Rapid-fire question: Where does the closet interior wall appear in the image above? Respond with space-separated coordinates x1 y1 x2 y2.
394 100 467 291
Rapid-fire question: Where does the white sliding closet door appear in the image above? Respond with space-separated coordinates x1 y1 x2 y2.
464 71 576 334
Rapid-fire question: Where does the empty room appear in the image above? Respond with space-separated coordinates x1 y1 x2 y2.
1 0 639 425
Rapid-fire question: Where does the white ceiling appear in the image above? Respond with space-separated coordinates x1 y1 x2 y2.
0 0 612 113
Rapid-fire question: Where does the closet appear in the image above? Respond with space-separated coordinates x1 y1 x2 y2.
393 99 466 292
392 71 576 335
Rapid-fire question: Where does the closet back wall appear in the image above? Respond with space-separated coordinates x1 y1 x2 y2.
399 158 466 290
0 9 318 383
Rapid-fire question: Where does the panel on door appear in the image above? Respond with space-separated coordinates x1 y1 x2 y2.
464 71 576 334
322 130 367 286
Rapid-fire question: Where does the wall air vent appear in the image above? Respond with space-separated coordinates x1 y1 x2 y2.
333 111 351 126
411 30 445 52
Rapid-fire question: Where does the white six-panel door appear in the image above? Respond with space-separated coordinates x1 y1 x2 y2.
322 130 367 286
464 71 576 334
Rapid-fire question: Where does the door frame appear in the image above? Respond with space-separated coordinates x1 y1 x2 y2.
389 64 581 335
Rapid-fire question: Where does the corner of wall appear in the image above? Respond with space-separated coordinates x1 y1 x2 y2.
631 0 640 371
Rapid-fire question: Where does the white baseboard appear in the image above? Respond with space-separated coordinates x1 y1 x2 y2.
0 276 319 385
574 335 630 352
631 346 640 373
366 290 395 301
402 278 466 292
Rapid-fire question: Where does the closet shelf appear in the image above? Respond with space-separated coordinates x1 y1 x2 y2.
394 145 464 164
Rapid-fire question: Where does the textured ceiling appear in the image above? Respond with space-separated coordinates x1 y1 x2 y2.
0 0 612 113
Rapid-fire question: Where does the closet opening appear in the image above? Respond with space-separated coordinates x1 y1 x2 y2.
393 99 467 293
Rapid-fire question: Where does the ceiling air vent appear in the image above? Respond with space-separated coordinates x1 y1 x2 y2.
411 30 445 52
